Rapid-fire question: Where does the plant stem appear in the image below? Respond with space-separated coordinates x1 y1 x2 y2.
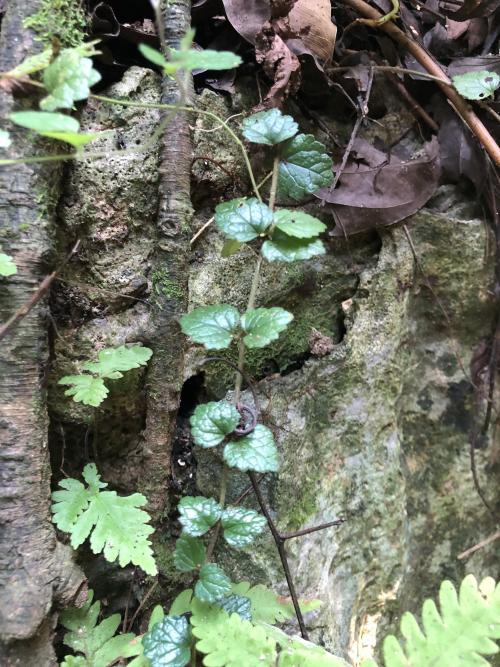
248 472 308 639
234 155 280 400
2 96 262 200
206 465 229 561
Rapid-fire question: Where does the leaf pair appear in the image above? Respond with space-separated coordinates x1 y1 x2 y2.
59 344 153 407
51 463 157 575
189 400 279 472
177 496 267 547
180 304 293 350
215 198 327 262
139 29 241 76
241 108 334 201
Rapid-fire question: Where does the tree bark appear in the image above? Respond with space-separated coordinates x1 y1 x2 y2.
0 3 85 665
141 0 193 518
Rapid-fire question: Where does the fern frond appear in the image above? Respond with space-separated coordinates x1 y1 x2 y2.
369 575 500 667
52 464 157 575
59 590 141 667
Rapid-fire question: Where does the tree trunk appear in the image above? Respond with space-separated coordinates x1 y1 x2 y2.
0 3 85 665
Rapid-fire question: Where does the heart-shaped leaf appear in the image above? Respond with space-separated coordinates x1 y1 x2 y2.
0 252 17 276
195 564 232 603
273 209 326 238
240 307 293 348
142 615 191 667
41 49 101 111
224 425 279 473
217 594 252 620
242 109 298 145
173 534 206 572
190 401 240 448
178 496 222 537
58 375 108 407
452 70 500 100
221 507 267 547
215 198 273 242
180 304 240 349
279 134 333 200
262 231 325 263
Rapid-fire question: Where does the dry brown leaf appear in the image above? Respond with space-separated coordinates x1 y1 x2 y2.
288 0 336 63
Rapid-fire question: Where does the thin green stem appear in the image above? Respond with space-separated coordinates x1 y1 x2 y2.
234 155 280 400
2 94 261 202
205 465 229 561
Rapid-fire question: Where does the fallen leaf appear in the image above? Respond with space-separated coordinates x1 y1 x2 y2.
288 0 336 63
317 138 441 236
255 30 301 107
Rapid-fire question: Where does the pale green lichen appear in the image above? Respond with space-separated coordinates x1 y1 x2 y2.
24 0 86 47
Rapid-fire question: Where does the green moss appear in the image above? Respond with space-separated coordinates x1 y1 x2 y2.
152 268 185 300
24 0 86 47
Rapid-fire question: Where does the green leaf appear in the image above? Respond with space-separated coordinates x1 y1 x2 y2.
60 590 141 667
7 48 52 76
180 304 240 349
139 42 241 73
138 43 169 69
41 48 101 110
380 575 500 667
190 400 241 448
262 231 326 263
221 507 267 547
173 534 206 572
242 109 298 145
275 633 350 666
241 307 293 348
224 424 279 473
142 615 191 667
9 111 99 147
452 70 500 100
82 345 153 378
10 110 79 133
195 563 232 603
170 47 242 72
221 238 243 258
51 463 157 575
58 375 108 407
279 133 333 200
215 197 273 242
0 252 17 276
178 496 222 536
169 589 194 616
217 594 252 620
191 603 277 666
149 605 166 630
0 130 11 149
231 582 295 624
274 209 327 238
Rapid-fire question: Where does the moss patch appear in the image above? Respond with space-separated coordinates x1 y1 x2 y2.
24 0 86 47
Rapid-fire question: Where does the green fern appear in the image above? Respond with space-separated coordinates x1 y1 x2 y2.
59 589 141 666
361 575 500 667
51 464 157 575
59 345 153 407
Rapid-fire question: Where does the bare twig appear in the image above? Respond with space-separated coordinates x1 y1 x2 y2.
0 240 81 341
281 519 345 541
339 0 500 166
126 581 158 633
248 471 309 639
458 531 500 560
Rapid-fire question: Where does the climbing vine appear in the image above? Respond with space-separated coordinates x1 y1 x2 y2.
1 22 500 667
